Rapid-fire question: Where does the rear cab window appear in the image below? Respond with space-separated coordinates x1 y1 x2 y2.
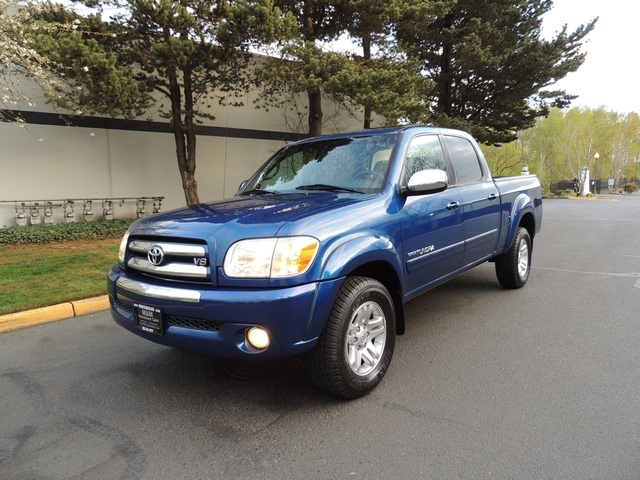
444 135 483 185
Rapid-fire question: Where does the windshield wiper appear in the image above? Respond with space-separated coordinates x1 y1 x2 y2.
241 188 279 196
295 184 364 194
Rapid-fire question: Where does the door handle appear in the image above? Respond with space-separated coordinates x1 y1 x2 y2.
487 193 498 200
446 201 461 210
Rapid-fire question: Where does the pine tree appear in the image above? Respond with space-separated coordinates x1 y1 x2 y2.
257 0 353 136
395 0 597 144
27 0 286 205
338 0 432 129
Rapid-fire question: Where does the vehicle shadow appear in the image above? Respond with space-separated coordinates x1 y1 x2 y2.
109 264 504 410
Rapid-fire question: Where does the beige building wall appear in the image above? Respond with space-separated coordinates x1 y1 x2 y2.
1 78 371 227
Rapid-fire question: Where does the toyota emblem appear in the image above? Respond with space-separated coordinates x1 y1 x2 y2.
147 246 165 266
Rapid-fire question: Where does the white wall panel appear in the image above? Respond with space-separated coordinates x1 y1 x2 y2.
0 61 376 227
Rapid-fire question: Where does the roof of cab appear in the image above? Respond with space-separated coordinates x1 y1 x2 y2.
289 125 466 146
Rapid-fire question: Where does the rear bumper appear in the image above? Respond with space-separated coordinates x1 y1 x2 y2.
107 267 343 359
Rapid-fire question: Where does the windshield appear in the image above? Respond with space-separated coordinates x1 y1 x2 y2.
240 134 398 195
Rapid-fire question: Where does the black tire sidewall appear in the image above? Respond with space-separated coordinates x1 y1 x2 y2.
517 231 531 285
495 227 532 289
335 278 396 395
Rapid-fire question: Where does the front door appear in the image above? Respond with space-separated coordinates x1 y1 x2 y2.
399 134 465 298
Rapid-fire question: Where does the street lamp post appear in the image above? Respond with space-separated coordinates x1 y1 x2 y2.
594 152 600 194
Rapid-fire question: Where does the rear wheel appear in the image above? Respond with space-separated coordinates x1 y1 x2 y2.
495 227 531 289
305 276 396 399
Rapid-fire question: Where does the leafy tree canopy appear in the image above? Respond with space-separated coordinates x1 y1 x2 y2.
483 107 640 195
395 0 597 144
254 1 356 136
0 0 72 123
7 0 601 204
26 0 288 205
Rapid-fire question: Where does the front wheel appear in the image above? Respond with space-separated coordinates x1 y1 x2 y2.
305 276 396 399
495 227 532 289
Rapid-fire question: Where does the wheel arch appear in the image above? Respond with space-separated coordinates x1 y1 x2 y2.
349 261 405 336
519 210 536 242
319 236 406 336
506 194 538 249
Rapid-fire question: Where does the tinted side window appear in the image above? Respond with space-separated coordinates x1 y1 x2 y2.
445 136 483 184
404 135 446 178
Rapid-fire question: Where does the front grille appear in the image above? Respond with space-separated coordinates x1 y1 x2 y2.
166 316 222 332
114 299 221 332
115 299 134 314
126 238 211 283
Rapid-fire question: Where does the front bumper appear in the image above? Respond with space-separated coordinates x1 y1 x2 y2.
107 267 343 359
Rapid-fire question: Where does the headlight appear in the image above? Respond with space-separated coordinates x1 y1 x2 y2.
118 231 130 265
224 236 319 278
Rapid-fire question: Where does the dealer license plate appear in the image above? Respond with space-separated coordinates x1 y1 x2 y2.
134 303 163 336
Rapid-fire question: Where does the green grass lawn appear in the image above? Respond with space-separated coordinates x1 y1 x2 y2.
0 238 120 315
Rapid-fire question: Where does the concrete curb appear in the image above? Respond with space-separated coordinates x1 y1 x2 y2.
0 295 109 334
565 195 618 201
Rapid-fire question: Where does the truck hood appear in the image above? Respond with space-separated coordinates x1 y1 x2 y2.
129 193 367 240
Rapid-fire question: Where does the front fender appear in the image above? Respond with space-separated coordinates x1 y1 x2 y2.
304 234 405 339
319 234 403 283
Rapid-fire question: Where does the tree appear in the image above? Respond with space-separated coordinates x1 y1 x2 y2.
256 0 353 137
0 0 70 124
562 107 615 194
328 54 430 128
482 141 525 177
341 0 389 128
255 0 433 135
336 0 433 129
518 106 566 192
483 106 640 195
395 0 597 144
256 37 351 137
27 0 286 206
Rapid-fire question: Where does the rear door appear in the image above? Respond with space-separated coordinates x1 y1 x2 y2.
399 134 464 298
443 135 500 268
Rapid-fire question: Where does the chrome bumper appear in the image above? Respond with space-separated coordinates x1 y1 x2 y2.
116 277 201 303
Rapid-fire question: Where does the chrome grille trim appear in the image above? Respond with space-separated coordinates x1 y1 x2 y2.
129 240 205 257
127 257 208 278
117 277 201 303
126 238 210 281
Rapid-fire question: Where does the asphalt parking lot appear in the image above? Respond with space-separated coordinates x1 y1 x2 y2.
1 195 639 479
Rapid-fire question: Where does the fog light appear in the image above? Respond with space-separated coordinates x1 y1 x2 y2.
246 327 270 350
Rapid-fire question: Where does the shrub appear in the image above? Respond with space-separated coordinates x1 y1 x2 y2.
554 189 575 197
0 219 134 245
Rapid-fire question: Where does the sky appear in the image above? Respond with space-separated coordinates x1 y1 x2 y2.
542 0 639 114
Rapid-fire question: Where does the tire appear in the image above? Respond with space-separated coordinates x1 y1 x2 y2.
305 276 396 399
495 227 532 289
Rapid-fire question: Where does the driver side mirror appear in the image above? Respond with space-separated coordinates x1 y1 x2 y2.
402 169 448 196
237 180 248 194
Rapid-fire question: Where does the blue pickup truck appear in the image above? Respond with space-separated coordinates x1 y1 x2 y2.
108 126 542 398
